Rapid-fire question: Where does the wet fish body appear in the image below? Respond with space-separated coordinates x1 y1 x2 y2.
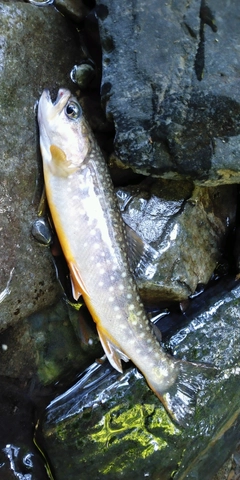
38 89 209 424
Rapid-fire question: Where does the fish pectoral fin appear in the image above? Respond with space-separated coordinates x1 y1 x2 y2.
69 261 90 301
50 144 78 177
125 224 159 274
97 326 129 373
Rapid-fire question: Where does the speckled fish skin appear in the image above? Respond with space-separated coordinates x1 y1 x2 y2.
37 89 208 425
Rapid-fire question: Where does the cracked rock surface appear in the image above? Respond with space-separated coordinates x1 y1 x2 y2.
97 0 240 184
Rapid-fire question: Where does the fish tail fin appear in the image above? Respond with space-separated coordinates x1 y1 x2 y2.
152 360 217 426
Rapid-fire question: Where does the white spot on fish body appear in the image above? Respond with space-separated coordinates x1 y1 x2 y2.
109 296 114 302
118 284 124 291
100 268 105 275
113 306 120 312
139 332 145 338
109 286 114 292
121 272 127 278
98 281 104 287
127 293 132 299
129 304 135 311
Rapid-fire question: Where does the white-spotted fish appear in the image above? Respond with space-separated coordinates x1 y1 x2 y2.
37 89 213 425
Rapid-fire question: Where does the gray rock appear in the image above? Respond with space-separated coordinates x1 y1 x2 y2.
97 0 240 185
116 180 237 303
0 1 81 330
39 276 240 480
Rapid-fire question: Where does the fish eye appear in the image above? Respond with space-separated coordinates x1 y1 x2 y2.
65 101 81 120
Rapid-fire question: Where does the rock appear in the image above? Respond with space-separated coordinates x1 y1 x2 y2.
116 179 237 303
39 275 240 480
0 1 81 331
54 0 90 23
0 378 49 479
96 0 240 185
0 298 102 386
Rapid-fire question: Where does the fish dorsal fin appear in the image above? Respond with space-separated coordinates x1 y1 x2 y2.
97 326 129 373
50 145 78 177
68 261 90 300
125 224 159 275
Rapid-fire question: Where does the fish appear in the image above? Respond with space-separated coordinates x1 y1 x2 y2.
37 88 213 425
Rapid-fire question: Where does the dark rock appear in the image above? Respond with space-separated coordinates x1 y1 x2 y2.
70 61 96 89
0 299 102 386
97 0 240 185
0 379 49 479
39 276 240 480
116 179 237 303
0 1 81 330
54 0 90 23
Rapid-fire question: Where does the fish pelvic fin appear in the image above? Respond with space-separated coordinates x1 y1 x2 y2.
50 145 78 177
150 359 217 426
69 261 90 300
97 326 129 373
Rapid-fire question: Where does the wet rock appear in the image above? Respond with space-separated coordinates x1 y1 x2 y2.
97 0 240 185
0 379 49 479
0 299 102 386
39 275 240 480
116 179 237 303
54 0 90 23
70 61 96 89
0 1 81 330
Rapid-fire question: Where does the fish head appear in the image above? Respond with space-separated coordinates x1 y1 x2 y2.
38 88 90 170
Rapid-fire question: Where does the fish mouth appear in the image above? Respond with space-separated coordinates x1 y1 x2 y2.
38 88 72 120
40 88 71 105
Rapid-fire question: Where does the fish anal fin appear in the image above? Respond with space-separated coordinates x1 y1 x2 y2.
69 261 90 300
50 144 78 177
97 326 129 373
